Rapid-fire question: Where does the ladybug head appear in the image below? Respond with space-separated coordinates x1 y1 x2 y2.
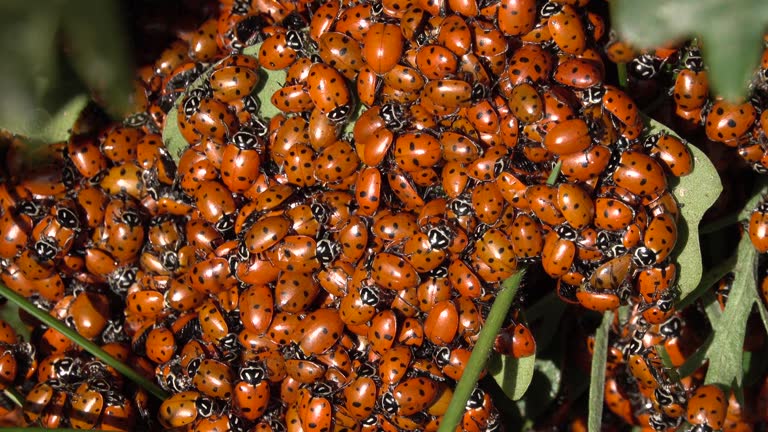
239 361 268 385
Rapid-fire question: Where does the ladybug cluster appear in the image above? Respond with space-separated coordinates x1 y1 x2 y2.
568 265 768 432
1 0 750 430
600 34 768 254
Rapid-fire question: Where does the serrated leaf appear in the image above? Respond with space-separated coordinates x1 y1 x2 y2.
644 117 721 302
704 235 757 387
588 311 613 432
60 0 132 118
489 352 536 401
613 0 768 101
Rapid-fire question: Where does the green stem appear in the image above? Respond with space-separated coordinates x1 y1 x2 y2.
0 284 168 401
617 63 628 89
437 269 526 432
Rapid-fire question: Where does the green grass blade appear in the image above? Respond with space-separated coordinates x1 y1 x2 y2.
2 388 22 408
0 283 168 400
588 311 613 432
437 269 526 432
547 161 562 186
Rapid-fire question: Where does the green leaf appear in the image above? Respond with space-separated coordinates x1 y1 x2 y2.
643 116 721 302
0 1 61 137
612 0 768 101
438 269 526 432
0 302 29 342
59 0 132 118
519 358 562 418
704 234 757 387
489 353 536 401
588 311 613 432
37 94 89 143
677 253 736 310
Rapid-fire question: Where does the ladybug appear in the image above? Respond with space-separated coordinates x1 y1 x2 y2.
271 84 314 114
495 322 536 358
367 310 398 355
234 377 271 421
507 83 543 124
542 230 576 278
505 42 554 85
314 140 360 183
749 201 768 252
645 132 693 177
335 3 376 41
474 228 517 272
556 182 595 229
221 131 263 193
497 0 536 36
705 99 757 146
238 284 275 336
554 57 604 89
209 65 260 104
370 252 420 291
423 300 459 346
612 150 668 197
69 380 109 429
548 4 586 55
275 271 321 312
258 31 300 70
298 384 334 432
309 0 341 41
416 44 459 80
673 68 709 111
299 308 345 356
389 377 439 416
601 85 639 129
309 106 341 149
343 376 377 420
318 32 364 80
193 359 234 399
634 212 678 266
687 385 727 431
307 63 353 122
362 23 404 74
378 345 413 386
423 79 476 108
158 390 214 429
